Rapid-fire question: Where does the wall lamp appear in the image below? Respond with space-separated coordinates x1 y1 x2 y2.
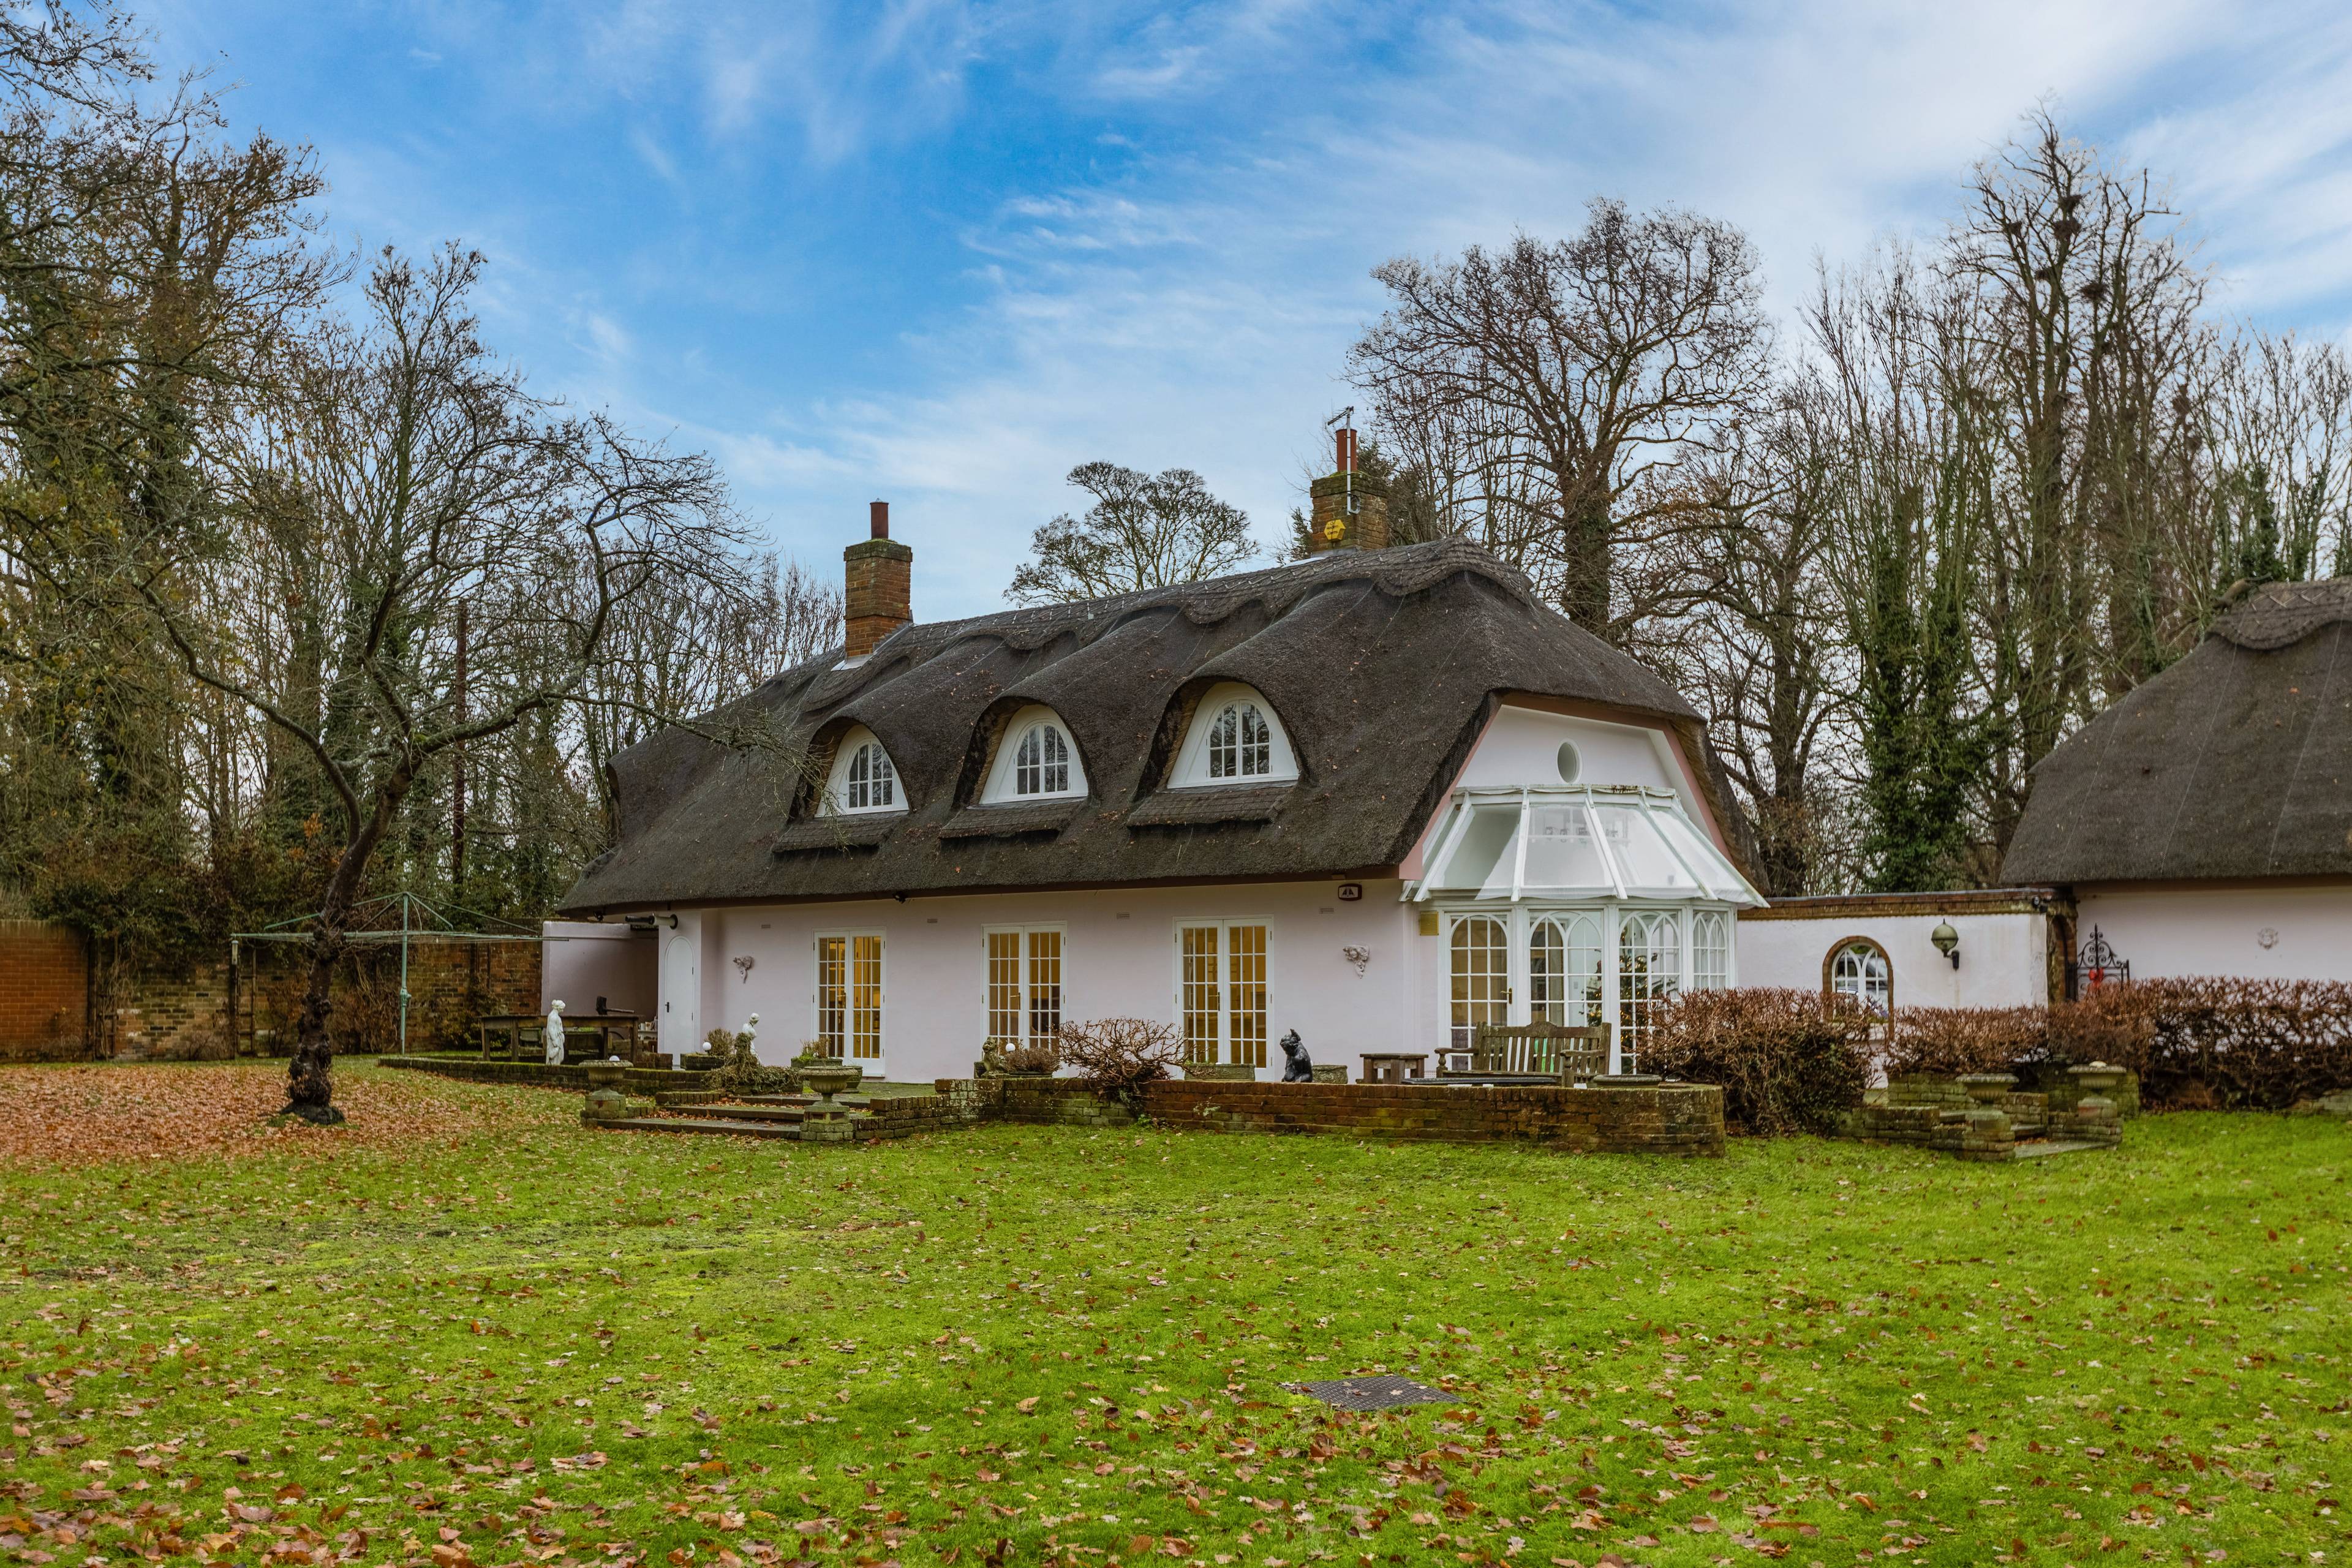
1931 920 1960 970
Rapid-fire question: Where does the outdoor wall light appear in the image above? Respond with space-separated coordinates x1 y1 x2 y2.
1931 920 1961 969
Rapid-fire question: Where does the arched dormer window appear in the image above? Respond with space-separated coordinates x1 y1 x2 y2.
979 706 1088 804
821 726 905 816
1169 682 1299 789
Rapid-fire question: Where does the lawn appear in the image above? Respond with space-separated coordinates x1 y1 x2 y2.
2 1061 2346 1568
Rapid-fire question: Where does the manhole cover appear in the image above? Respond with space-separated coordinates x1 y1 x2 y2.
1286 1374 1450 1412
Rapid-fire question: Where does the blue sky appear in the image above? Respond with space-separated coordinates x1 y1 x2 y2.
150 0 2352 619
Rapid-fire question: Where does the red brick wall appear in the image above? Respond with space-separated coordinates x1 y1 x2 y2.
1139 1078 1724 1155
0 919 86 1060
843 537 913 658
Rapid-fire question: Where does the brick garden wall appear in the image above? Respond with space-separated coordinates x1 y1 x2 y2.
0 920 86 1061
1137 1079 1725 1155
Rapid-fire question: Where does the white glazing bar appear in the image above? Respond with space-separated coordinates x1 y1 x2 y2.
1414 798 1471 900
1510 787 1531 902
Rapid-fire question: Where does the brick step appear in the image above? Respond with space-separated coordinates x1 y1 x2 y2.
595 1117 799 1140
669 1103 806 1124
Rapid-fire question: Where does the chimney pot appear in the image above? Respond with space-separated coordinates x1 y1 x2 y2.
870 499 889 540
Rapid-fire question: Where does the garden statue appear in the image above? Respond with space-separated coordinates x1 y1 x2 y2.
1279 1028 1313 1083
977 1038 1009 1077
544 998 567 1065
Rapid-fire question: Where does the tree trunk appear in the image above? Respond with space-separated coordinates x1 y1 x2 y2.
1559 496 1614 638
283 775 407 1123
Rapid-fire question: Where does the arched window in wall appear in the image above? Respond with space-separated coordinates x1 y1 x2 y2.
1449 916 1508 1053
1617 912 1682 1071
1827 939 1891 1017
1528 914 1603 1027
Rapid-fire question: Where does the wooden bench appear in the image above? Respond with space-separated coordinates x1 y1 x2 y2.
1438 1021 1610 1084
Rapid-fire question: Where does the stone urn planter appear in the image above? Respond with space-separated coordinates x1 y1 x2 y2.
798 1059 864 1104
1957 1072 2018 1106
2068 1061 2127 1097
581 1057 632 1123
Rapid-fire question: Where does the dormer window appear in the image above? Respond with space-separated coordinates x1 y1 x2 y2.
979 706 1088 804
821 726 906 816
1170 682 1299 789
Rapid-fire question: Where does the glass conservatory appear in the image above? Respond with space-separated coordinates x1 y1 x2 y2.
1406 785 1765 1072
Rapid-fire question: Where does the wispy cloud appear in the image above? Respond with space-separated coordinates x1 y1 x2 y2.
145 0 2352 621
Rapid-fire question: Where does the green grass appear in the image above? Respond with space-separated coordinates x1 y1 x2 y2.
4 1061 2348 1568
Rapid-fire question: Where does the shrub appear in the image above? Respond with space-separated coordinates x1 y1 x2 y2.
703 1023 792 1097
1646 988 1872 1136
1056 1017 1183 1106
2051 977 2352 1111
1003 1038 1061 1074
1883 1006 2049 1078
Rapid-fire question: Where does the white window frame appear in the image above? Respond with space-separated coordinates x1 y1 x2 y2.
1436 902 1738 1074
1169 918 1275 1069
821 726 905 816
979 705 1088 804
983 923 1068 1046
812 928 887 1065
1169 682 1300 789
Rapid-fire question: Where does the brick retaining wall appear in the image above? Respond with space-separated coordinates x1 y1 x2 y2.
0 920 86 1060
1136 1079 1724 1155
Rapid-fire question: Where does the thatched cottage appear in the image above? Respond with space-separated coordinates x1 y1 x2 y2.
556 443 1765 1082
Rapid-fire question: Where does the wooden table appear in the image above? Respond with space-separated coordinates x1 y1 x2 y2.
478 1012 644 1063
1359 1053 1428 1084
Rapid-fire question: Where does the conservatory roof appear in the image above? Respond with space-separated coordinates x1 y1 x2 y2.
1409 785 1765 905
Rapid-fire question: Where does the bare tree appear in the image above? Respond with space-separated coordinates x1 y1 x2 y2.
1007 462 1255 605
1942 108 2207 849
117 246 755 1120
1348 200 1771 640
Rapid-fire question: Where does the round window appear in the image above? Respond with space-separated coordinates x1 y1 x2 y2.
1556 741 1581 783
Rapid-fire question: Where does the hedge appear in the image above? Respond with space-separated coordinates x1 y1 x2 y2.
1645 988 1872 1136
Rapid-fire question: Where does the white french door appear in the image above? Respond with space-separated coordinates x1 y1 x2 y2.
1173 921 1270 1068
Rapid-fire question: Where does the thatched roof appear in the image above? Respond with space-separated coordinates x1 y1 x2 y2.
557 541 1756 914
2002 578 2352 886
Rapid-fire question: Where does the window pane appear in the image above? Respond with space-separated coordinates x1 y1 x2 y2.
1522 803 1611 891
816 936 847 1056
1027 929 1063 1041
1180 925 1221 1063
1594 806 1700 892
1530 916 1603 1026
1015 728 1040 796
1227 924 1267 1068
1432 803 1517 894
1831 944 1890 1016
1529 920 1564 1023
1041 726 1069 794
850 935 884 1060
987 930 1022 1041
847 745 870 809
1651 809 1744 898
1449 916 1508 1052
1617 913 1681 1072
1692 912 1729 990
870 748 894 808
1208 706 1237 779
1239 705 1270 776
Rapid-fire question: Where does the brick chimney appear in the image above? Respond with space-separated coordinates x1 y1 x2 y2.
843 500 913 658
1307 426 1389 552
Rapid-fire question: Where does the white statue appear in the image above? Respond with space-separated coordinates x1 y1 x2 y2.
544 998 567 1065
741 1013 760 1053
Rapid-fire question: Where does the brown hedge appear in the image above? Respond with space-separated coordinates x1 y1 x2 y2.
2049 977 2352 1111
1883 1006 2051 1078
1646 989 1871 1136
